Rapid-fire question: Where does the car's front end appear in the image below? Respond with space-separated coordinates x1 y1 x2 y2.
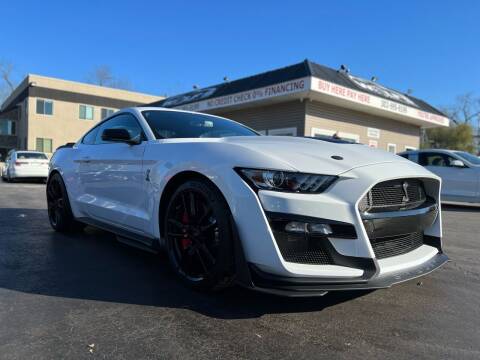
222 138 448 296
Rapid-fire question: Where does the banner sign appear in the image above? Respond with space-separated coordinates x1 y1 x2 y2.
173 78 310 112
312 78 449 127
165 75 449 127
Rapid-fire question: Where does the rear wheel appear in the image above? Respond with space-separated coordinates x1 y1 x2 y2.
47 173 85 232
164 179 235 291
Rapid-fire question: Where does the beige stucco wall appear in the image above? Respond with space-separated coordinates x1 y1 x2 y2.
306 100 420 151
20 75 163 153
26 97 105 152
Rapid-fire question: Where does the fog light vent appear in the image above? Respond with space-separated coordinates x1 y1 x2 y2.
285 222 333 236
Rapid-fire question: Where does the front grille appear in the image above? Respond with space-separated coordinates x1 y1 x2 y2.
370 232 424 259
359 179 426 213
273 231 334 265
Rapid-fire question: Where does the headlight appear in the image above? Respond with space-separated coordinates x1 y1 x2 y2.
235 168 337 193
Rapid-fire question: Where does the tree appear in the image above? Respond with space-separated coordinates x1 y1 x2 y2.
86 65 132 90
0 61 16 104
422 123 475 153
423 93 479 153
440 93 480 126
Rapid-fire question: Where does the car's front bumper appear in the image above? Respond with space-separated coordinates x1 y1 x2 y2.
228 161 447 295
245 252 448 297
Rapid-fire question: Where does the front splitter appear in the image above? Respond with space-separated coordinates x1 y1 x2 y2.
246 253 449 297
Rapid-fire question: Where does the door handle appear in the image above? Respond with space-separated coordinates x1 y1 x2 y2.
81 156 91 163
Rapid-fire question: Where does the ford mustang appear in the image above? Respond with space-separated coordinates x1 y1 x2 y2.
47 107 448 296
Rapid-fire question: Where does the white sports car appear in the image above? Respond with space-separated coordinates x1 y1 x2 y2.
47 107 448 296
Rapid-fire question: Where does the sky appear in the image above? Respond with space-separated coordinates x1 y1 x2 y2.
1 0 479 108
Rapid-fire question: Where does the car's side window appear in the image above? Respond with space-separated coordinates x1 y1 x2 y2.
444 155 464 167
94 113 145 145
401 152 419 163
82 126 100 145
409 153 419 163
419 153 448 167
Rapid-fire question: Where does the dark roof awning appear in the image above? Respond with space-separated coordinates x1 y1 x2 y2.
149 59 448 128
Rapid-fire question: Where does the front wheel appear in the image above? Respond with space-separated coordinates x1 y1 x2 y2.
164 179 235 291
46 173 85 232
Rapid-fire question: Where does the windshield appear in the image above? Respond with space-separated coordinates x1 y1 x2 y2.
142 110 258 139
454 151 480 165
16 152 48 160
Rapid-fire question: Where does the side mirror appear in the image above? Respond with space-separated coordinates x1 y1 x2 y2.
101 128 140 145
450 159 466 168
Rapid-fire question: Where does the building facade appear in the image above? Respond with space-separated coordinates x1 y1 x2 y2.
152 60 449 152
0 61 449 161
0 74 163 159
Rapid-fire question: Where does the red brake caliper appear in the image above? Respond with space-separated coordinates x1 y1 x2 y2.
181 211 192 250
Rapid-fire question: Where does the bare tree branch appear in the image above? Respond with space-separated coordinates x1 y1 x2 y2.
443 93 480 127
0 61 17 104
86 65 132 90
0 61 15 91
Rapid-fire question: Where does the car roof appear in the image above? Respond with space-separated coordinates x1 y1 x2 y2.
398 149 455 154
15 150 46 154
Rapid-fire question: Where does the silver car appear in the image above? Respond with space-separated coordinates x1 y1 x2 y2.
399 149 480 204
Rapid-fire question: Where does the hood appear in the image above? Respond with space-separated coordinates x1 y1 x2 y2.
222 136 411 175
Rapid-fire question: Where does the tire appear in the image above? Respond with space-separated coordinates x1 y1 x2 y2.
164 178 235 291
46 173 85 232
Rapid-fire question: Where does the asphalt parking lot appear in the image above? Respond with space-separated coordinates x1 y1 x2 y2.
0 181 479 359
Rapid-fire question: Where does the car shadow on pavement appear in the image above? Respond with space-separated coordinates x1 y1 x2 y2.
0 208 372 320
441 204 480 213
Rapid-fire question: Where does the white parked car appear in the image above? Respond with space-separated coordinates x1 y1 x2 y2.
47 107 448 296
399 149 480 204
2 150 49 182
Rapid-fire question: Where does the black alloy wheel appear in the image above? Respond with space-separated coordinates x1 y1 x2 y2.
165 179 235 290
46 173 84 232
47 175 64 228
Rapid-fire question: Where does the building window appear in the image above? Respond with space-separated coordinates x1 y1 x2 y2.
36 99 53 115
268 127 297 136
101 108 115 120
387 143 397 153
367 127 380 139
79 105 94 120
0 120 15 135
36 138 53 153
